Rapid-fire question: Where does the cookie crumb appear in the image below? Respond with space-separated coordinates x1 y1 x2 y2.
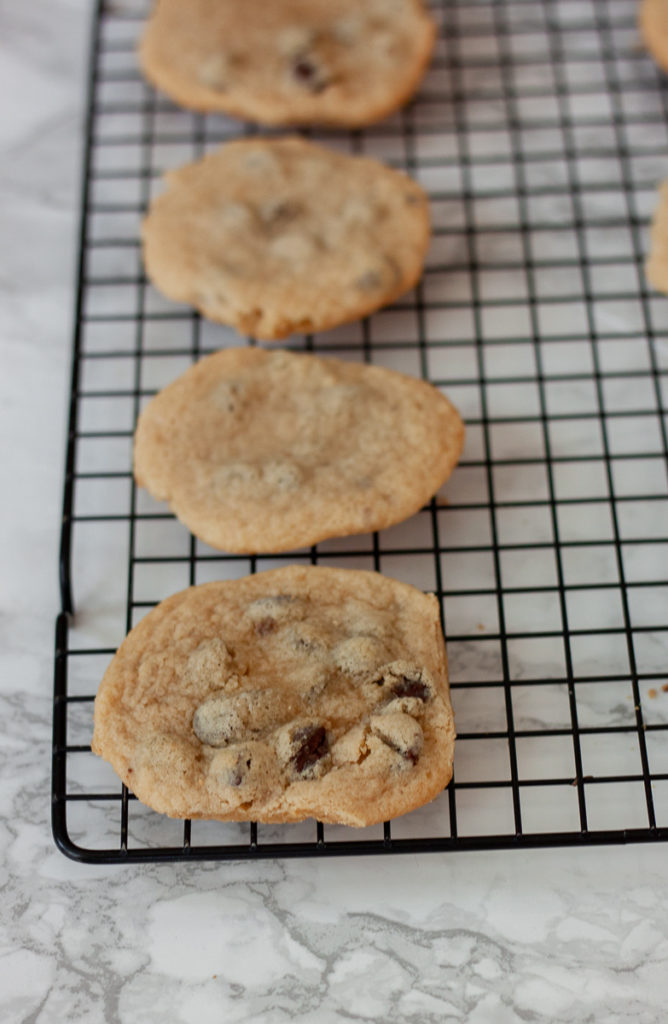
648 688 657 699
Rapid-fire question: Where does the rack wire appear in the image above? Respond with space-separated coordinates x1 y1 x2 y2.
53 0 668 862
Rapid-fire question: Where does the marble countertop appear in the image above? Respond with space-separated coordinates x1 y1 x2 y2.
2 1 668 1021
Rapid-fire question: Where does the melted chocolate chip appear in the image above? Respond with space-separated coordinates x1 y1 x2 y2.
254 617 276 636
293 57 317 81
391 677 431 702
291 724 328 774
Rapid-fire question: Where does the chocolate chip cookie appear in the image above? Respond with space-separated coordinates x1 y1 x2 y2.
133 347 464 553
141 136 430 340
92 566 456 826
139 0 437 127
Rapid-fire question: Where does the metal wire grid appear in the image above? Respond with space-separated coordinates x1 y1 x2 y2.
53 0 668 862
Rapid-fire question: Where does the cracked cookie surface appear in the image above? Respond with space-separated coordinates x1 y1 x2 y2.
92 566 456 826
139 0 436 127
141 136 430 340
133 346 465 554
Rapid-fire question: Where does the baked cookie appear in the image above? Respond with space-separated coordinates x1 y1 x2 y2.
646 180 668 292
141 136 430 340
134 347 464 553
139 0 437 127
640 0 668 73
92 566 455 826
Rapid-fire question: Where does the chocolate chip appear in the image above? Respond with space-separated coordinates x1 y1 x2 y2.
254 617 276 636
391 677 431 702
369 661 434 704
292 55 330 93
275 718 331 779
293 57 317 82
291 724 328 774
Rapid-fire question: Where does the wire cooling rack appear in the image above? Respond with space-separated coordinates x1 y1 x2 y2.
53 0 668 862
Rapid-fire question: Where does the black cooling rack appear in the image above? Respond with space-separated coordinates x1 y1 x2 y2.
53 0 668 862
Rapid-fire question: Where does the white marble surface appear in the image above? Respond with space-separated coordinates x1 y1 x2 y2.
2 1 668 1021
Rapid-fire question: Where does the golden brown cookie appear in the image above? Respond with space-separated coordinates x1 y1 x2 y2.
640 0 668 73
646 180 668 292
139 0 437 127
133 347 465 553
141 136 430 340
92 567 455 827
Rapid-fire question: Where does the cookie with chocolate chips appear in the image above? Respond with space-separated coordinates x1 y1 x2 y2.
133 346 464 554
92 566 456 827
141 136 430 340
139 0 436 127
